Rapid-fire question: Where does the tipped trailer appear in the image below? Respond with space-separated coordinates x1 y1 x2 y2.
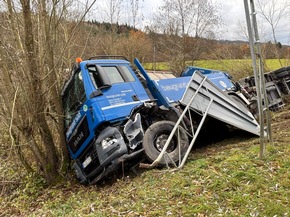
238 65 290 112
270 66 290 96
180 66 256 115
239 74 284 112
61 56 260 184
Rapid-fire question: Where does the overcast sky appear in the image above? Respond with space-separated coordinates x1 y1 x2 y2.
141 0 290 45
89 0 290 45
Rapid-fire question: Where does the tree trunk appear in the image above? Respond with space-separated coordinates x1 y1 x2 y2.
41 0 70 171
21 0 60 184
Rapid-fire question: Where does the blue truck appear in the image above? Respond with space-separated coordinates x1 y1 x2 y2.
61 56 260 184
181 66 236 91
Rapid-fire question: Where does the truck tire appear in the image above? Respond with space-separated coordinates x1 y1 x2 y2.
143 120 189 165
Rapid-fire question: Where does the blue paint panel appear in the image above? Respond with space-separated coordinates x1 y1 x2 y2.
154 77 191 104
96 83 143 121
204 73 235 91
67 99 106 159
181 66 235 91
134 58 171 107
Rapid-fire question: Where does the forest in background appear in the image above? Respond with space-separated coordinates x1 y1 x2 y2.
75 19 290 73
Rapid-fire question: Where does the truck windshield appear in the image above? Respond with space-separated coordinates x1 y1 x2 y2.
62 70 86 127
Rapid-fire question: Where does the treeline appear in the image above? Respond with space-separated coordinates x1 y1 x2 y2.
74 20 290 72
88 20 138 34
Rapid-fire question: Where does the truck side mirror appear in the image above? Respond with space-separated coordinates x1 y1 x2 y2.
88 65 112 99
90 89 103 98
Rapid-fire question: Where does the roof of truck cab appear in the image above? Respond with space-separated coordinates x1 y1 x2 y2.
80 59 130 65
61 59 132 97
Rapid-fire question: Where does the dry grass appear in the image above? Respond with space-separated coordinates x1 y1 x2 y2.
1 104 289 216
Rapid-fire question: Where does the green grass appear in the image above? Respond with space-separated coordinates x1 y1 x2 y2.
144 58 290 80
1 105 290 216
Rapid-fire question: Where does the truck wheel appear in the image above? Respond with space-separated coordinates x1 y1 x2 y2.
143 121 189 165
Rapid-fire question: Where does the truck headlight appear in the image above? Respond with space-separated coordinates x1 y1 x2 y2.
101 138 117 149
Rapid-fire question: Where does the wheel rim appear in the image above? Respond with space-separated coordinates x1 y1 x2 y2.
154 132 176 153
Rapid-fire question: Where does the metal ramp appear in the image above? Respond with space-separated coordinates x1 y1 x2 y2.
141 71 261 169
181 71 260 136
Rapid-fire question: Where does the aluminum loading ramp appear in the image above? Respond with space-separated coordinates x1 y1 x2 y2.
181 71 260 136
141 71 261 169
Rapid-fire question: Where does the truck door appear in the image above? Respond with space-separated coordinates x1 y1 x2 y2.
88 64 149 121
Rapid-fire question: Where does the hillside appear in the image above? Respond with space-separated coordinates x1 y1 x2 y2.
1 99 289 216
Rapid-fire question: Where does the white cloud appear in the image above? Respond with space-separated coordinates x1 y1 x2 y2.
218 0 246 40
141 0 290 45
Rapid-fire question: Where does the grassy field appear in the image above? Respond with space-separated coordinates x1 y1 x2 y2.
144 58 290 80
1 100 289 216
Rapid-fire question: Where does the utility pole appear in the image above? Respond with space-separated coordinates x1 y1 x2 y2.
243 0 273 158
